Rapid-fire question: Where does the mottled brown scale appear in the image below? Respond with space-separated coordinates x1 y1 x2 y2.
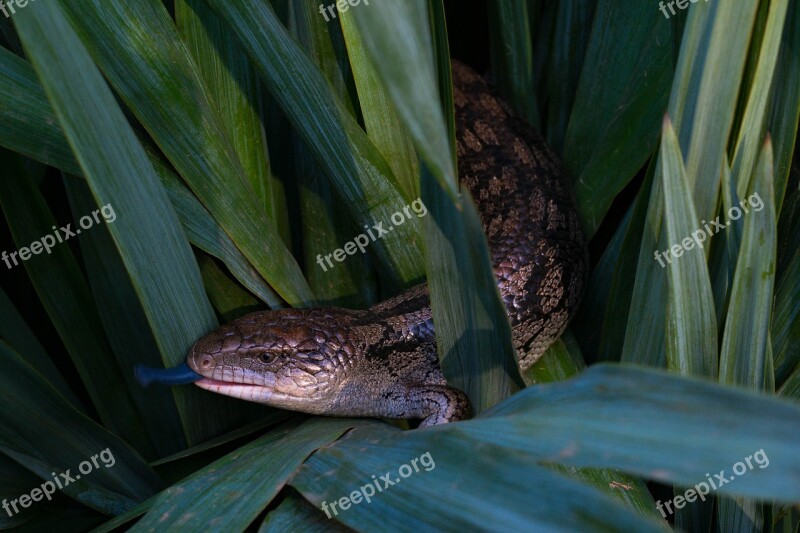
187 61 587 426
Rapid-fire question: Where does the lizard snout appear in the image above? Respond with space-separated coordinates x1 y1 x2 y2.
186 345 218 376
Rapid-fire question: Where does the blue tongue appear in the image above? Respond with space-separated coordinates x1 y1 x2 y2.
135 362 202 388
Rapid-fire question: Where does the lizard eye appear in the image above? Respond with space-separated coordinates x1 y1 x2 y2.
259 353 273 363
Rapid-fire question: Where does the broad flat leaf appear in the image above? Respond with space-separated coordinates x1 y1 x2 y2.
427 0 457 158
661 116 720 530
660 117 718 377
13 2 241 445
621 159 672 368
0 455 47 529
470 365 800 500
158 171 283 308
712 160 744 326
524 332 659 519
0 47 77 170
572 159 654 363
292 425 668 531
721 130 779 533
288 0 356 116
422 177 522 412
779 363 800 401
260 494 344 533
150 414 294 469
91 496 157 533
296 140 377 309
525 331 585 385
131 419 362 531
669 0 758 223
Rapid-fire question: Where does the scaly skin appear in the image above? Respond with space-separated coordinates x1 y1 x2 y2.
187 61 587 427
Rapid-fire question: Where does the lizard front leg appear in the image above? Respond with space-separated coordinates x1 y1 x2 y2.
388 384 472 427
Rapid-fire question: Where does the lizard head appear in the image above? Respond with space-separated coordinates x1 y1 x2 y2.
186 308 360 413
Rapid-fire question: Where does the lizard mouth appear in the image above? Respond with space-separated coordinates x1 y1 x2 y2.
194 377 289 403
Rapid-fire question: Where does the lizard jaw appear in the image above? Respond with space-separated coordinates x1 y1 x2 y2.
193 378 289 404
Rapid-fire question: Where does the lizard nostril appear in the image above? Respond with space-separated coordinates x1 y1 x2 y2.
200 356 213 369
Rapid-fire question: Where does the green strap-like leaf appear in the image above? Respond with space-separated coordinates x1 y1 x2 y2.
0 285 79 406
260 494 339 533
719 140 777 389
290 0 377 308
730 0 790 200
423 180 523 411
622 0 760 368
131 419 363 531
768 0 800 213
487 0 540 130
0 46 282 308
564 0 672 236
63 174 188 458
475 365 800 500
55 0 313 306
660 117 718 377
524 332 660 519
669 0 759 223
292 425 667 531
13 1 243 445
540 0 595 154
198 253 263 321
0 152 149 449
773 245 800 386
0 341 163 511
349 0 458 201
203 0 426 286
339 7 419 200
346 0 521 409
175 0 290 242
